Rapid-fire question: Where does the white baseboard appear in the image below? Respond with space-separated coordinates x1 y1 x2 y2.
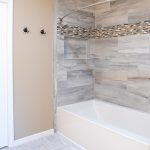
10 129 54 147
57 132 87 150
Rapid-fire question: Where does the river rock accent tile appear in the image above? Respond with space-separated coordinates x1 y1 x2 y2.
58 20 150 39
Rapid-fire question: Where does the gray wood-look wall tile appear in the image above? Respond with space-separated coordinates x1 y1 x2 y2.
88 0 150 112
56 0 95 106
128 0 150 23
57 85 94 106
95 0 128 27
57 0 150 112
57 0 95 28
89 38 118 57
118 35 150 54
64 38 87 59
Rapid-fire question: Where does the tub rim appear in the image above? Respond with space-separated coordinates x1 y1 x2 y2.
57 99 150 145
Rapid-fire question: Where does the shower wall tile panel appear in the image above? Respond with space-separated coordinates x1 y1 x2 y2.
56 0 150 111
95 0 129 27
95 0 150 27
92 0 150 112
56 0 95 106
57 0 95 28
64 38 87 59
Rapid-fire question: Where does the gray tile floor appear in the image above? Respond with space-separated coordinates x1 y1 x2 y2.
1 134 83 150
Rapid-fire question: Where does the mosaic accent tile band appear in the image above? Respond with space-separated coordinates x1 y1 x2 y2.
57 19 150 39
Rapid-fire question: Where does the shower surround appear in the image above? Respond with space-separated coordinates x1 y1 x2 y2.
92 0 150 112
56 0 95 106
56 0 150 112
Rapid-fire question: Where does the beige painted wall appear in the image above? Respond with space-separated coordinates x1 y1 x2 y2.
13 0 54 140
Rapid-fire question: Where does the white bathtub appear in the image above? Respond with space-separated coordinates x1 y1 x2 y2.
57 99 150 150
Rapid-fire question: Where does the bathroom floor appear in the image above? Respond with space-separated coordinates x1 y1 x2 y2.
1 134 82 150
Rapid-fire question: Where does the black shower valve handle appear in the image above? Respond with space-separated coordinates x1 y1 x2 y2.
41 29 46 35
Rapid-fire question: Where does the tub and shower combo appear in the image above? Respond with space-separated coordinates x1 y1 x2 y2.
57 99 150 150
56 0 150 150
